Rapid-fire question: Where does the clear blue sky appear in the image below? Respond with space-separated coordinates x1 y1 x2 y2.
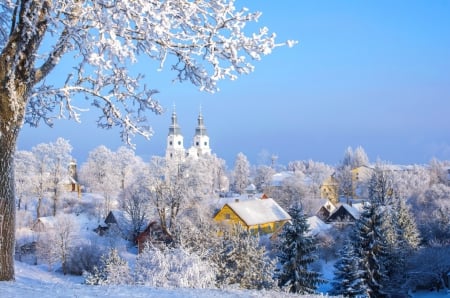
18 0 450 167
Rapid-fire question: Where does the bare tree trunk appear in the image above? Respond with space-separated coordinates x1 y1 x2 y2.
0 126 19 281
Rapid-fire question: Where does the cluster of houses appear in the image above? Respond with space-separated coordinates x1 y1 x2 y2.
32 166 371 253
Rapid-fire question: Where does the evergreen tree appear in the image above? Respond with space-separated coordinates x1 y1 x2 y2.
84 249 131 285
353 202 389 298
396 197 420 251
383 194 421 295
331 239 367 297
212 225 276 290
275 203 324 294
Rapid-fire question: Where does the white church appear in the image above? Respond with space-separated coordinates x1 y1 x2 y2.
165 109 212 162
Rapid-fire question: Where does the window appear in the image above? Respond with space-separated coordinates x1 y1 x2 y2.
196 142 199 146
178 141 181 145
204 142 207 146
169 141 173 146
225 214 230 220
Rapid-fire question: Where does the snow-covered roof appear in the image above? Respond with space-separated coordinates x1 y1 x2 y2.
329 203 361 220
226 198 291 226
307 216 331 236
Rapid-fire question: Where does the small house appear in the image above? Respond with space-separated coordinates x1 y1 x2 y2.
213 197 291 235
101 210 133 240
135 221 172 253
316 200 337 221
326 203 361 223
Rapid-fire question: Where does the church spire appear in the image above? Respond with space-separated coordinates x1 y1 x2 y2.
166 105 185 161
168 106 181 136
195 108 207 136
192 107 211 155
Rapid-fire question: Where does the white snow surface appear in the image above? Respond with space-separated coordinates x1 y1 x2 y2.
1 261 444 298
0 261 322 298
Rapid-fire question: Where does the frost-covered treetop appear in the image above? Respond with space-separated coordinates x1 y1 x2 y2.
0 0 295 144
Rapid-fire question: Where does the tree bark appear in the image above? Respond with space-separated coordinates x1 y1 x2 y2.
0 122 20 281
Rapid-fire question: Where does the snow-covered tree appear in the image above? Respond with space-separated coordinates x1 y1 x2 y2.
275 203 324 294
367 166 394 206
232 152 250 194
331 239 367 297
0 0 292 280
27 138 73 217
36 214 79 274
85 248 131 286
79 145 121 218
254 165 276 192
341 147 354 168
46 138 73 216
340 146 369 169
120 176 151 239
115 146 146 191
14 150 36 211
395 196 421 252
352 202 389 298
353 146 370 168
134 244 216 289
213 225 276 290
335 165 354 201
149 173 186 241
302 160 334 199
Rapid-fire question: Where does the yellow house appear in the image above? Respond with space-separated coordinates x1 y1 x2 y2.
320 175 339 204
213 197 291 235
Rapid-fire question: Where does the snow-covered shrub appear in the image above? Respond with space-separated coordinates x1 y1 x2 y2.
134 244 216 289
84 248 131 285
66 243 104 276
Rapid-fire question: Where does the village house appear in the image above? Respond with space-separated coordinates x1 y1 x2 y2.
213 196 291 235
135 221 172 253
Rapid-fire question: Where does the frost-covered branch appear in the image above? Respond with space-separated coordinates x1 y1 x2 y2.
1 0 293 145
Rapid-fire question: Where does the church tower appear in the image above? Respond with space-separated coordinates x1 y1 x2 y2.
192 111 211 156
166 109 185 161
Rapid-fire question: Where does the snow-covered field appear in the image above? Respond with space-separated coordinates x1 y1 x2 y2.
0 261 319 298
1 261 447 298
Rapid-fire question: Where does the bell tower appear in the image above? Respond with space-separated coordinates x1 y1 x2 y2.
166 108 185 161
193 110 211 156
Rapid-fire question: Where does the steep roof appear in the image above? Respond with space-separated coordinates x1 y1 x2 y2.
226 198 291 226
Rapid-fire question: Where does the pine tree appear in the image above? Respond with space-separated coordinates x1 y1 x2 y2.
212 225 276 290
396 197 420 251
84 249 131 285
275 203 324 294
331 239 367 297
353 202 389 298
383 194 421 295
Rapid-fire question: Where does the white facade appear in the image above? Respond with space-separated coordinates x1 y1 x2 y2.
165 111 185 161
